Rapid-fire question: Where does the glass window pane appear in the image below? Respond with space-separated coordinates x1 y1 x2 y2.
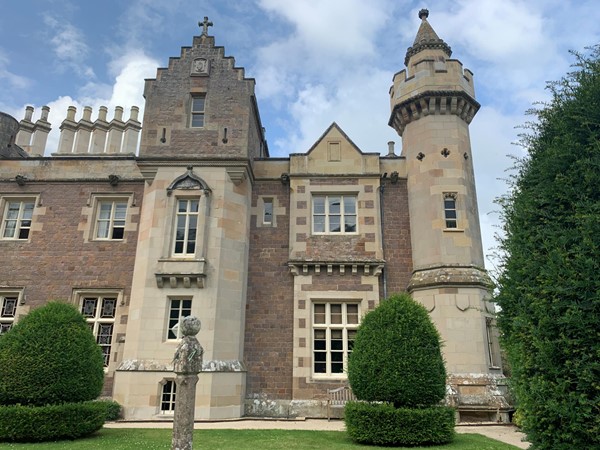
22 202 34 219
329 216 341 233
6 203 19 219
329 197 341 214
101 298 117 318
191 114 204 127
330 305 342 324
3 221 16 238
343 197 356 214
115 203 127 219
314 329 326 340
331 363 343 373
314 304 326 324
314 362 326 373
82 298 97 318
313 216 325 233
18 228 30 239
344 216 356 233
99 203 112 219
346 304 359 324
192 97 205 112
444 199 455 209
445 210 457 219
313 197 325 214
178 201 188 213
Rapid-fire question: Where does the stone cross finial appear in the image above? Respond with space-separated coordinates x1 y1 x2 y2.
199 16 213 36
419 9 429 20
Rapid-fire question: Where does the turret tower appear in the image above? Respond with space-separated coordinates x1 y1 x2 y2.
389 10 509 421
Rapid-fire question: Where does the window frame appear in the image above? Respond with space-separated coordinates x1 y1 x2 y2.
94 199 128 240
172 198 201 257
74 290 121 368
190 95 206 128
443 193 458 229
160 379 177 413
485 317 501 369
311 194 358 235
0 292 21 335
166 297 192 340
263 198 273 225
0 197 36 240
312 301 360 378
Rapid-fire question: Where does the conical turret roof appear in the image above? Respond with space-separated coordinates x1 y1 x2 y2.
404 9 452 66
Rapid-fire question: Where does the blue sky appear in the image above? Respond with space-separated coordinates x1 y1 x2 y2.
1 0 599 269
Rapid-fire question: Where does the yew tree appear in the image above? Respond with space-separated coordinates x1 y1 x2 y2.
495 45 600 450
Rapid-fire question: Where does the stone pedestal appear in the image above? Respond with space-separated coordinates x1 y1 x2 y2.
171 316 203 450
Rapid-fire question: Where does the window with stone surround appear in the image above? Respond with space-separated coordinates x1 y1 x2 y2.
486 317 501 369
312 195 357 234
167 298 192 340
78 294 118 367
95 200 127 240
1 198 35 240
160 379 177 413
0 295 18 334
312 302 359 377
263 198 273 225
190 95 205 128
173 198 200 256
443 193 458 229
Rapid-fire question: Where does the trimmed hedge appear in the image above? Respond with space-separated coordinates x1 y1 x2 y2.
348 293 446 407
0 302 104 406
0 401 106 442
345 401 455 446
97 399 122 421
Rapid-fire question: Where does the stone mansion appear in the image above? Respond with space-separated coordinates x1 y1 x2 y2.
0 11 510 421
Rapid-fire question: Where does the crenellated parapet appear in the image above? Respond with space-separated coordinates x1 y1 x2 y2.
15 106 51 156
56 106 141 155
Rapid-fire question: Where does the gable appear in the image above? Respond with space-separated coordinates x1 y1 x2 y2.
290 123 379 175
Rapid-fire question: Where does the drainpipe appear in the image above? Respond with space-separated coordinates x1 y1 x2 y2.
379 173 387 300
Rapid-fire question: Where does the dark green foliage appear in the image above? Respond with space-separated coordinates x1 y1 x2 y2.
96 399 122 421
0 401 105 442
347 293 446 407
495 45 600 450
0 302 104 406
345 401 455 446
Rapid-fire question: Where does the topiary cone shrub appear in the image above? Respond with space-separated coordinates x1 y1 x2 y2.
345 293 455 446
0 302 106 442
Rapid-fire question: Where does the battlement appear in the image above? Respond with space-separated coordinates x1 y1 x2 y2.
390 57 476 107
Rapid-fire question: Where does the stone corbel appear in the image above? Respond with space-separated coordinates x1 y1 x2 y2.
226 168 247 185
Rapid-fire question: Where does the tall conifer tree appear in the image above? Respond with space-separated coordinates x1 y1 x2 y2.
495 45 600 450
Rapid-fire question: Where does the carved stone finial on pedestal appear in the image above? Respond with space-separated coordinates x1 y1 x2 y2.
171 316 204 450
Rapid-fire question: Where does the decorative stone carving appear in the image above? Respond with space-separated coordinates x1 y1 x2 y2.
191 58 210 76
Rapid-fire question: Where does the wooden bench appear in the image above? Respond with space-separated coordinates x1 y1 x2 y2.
327 386 356 420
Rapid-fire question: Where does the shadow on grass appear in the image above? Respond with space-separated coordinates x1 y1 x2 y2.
0 429 520 449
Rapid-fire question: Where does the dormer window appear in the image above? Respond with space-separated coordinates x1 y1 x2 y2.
190 95 205 128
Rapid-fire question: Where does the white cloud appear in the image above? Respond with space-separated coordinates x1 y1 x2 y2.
43 15 95 78
0 49 31 91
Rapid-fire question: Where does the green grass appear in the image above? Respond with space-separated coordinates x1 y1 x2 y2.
0 429 521 449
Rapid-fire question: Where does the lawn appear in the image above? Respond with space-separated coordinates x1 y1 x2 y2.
0 429 521 449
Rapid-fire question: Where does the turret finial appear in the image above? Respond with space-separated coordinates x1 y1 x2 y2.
418 9 429 20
